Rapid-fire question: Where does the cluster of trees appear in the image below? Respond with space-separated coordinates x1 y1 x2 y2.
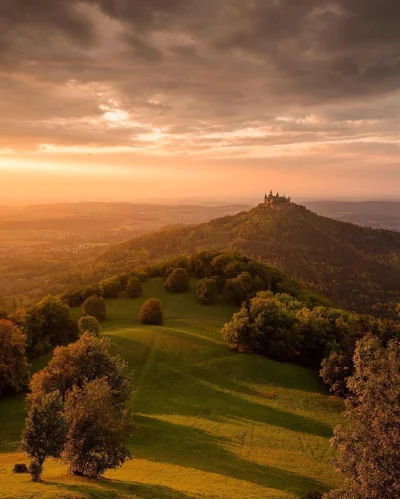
58 270 148 307
22 333 132 481
96 204 400 318
142 252 324 308
222 291 400 395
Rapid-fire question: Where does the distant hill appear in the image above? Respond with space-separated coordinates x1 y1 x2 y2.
100 203 400 316
304 200 400 232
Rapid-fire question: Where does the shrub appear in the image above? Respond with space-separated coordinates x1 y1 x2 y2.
139 299 163 325
77 316 101 336
164 268 190 293
197 278 219 305
82 296 107 321
126 277 142 298
0 319 29 396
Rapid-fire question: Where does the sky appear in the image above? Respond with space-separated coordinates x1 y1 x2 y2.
0 0 399 204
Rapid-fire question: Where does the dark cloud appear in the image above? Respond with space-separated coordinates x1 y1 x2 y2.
0 0 399 155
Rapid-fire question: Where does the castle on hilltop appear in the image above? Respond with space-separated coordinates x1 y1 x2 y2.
264 190 291 207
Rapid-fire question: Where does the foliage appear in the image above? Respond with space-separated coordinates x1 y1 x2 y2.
99 277 122 299
82 295 107 321
0 284 341 497
222 293 302 361
99 204 400 317
0 319 29 396
126 276 142 298
21 296 77 354
222 291 400 380
164 268 190 293
77 315 100 336
21 390 67 481
196 277 219 305
63 378 130 478
325 336 400 498
81 284 104 301
224 272 253 306
139 298 163 325
28 333 131 409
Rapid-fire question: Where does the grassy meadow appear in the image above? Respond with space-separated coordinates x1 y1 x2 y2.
0 278 343 498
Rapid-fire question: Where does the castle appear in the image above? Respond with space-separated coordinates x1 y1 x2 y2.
264 190 291 207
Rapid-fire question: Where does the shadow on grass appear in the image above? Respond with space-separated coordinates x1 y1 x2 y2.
110 335 333 438
44 479 201 499
129 415 329 497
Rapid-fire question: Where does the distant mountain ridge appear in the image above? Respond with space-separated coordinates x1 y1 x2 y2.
100 202 400 317
303 200 400 232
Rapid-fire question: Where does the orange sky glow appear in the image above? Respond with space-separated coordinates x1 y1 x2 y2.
1 1 399 204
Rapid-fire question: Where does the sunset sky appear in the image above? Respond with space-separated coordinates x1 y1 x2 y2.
1 0 399 203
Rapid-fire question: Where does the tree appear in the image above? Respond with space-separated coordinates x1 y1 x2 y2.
320 349 351 397
28 333 131 409
77 316 101 336
63 378 130 478
82 296 107 321
0 319 29 396
81 284 104 301
22 296 77 354
197 278 219 305
99 277 121 299
139 299 163 325
164 268 190 293
325 336 400 498
126 277 142 298
21 391 67 481
224 273 253 306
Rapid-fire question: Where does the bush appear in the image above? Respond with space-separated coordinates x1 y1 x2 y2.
139 299 163 325
126 277 142 298
197 278 219 305
77 316 101 336
164 268 190 293
82 296 107 321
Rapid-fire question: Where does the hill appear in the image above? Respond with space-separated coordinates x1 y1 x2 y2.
0 278 342 498
304 200 400 232
98 203 400 317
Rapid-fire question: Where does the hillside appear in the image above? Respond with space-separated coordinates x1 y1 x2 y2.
304 200 400 232
99 203 400 316
0 278 342 498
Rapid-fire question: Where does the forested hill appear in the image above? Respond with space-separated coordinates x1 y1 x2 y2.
100 203 400 317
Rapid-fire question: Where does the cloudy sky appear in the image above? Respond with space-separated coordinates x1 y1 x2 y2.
1 0 399 203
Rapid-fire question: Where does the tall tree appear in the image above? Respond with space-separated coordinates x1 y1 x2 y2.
63 378 130 478
326 335 400 498
0 319 29 396
21 391 67 481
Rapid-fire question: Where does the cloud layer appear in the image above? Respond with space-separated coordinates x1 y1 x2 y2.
0 0 399 200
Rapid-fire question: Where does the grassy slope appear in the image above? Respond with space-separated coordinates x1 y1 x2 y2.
0 279 343 499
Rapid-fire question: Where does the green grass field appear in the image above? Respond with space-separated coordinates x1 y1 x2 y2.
0 278 343 498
